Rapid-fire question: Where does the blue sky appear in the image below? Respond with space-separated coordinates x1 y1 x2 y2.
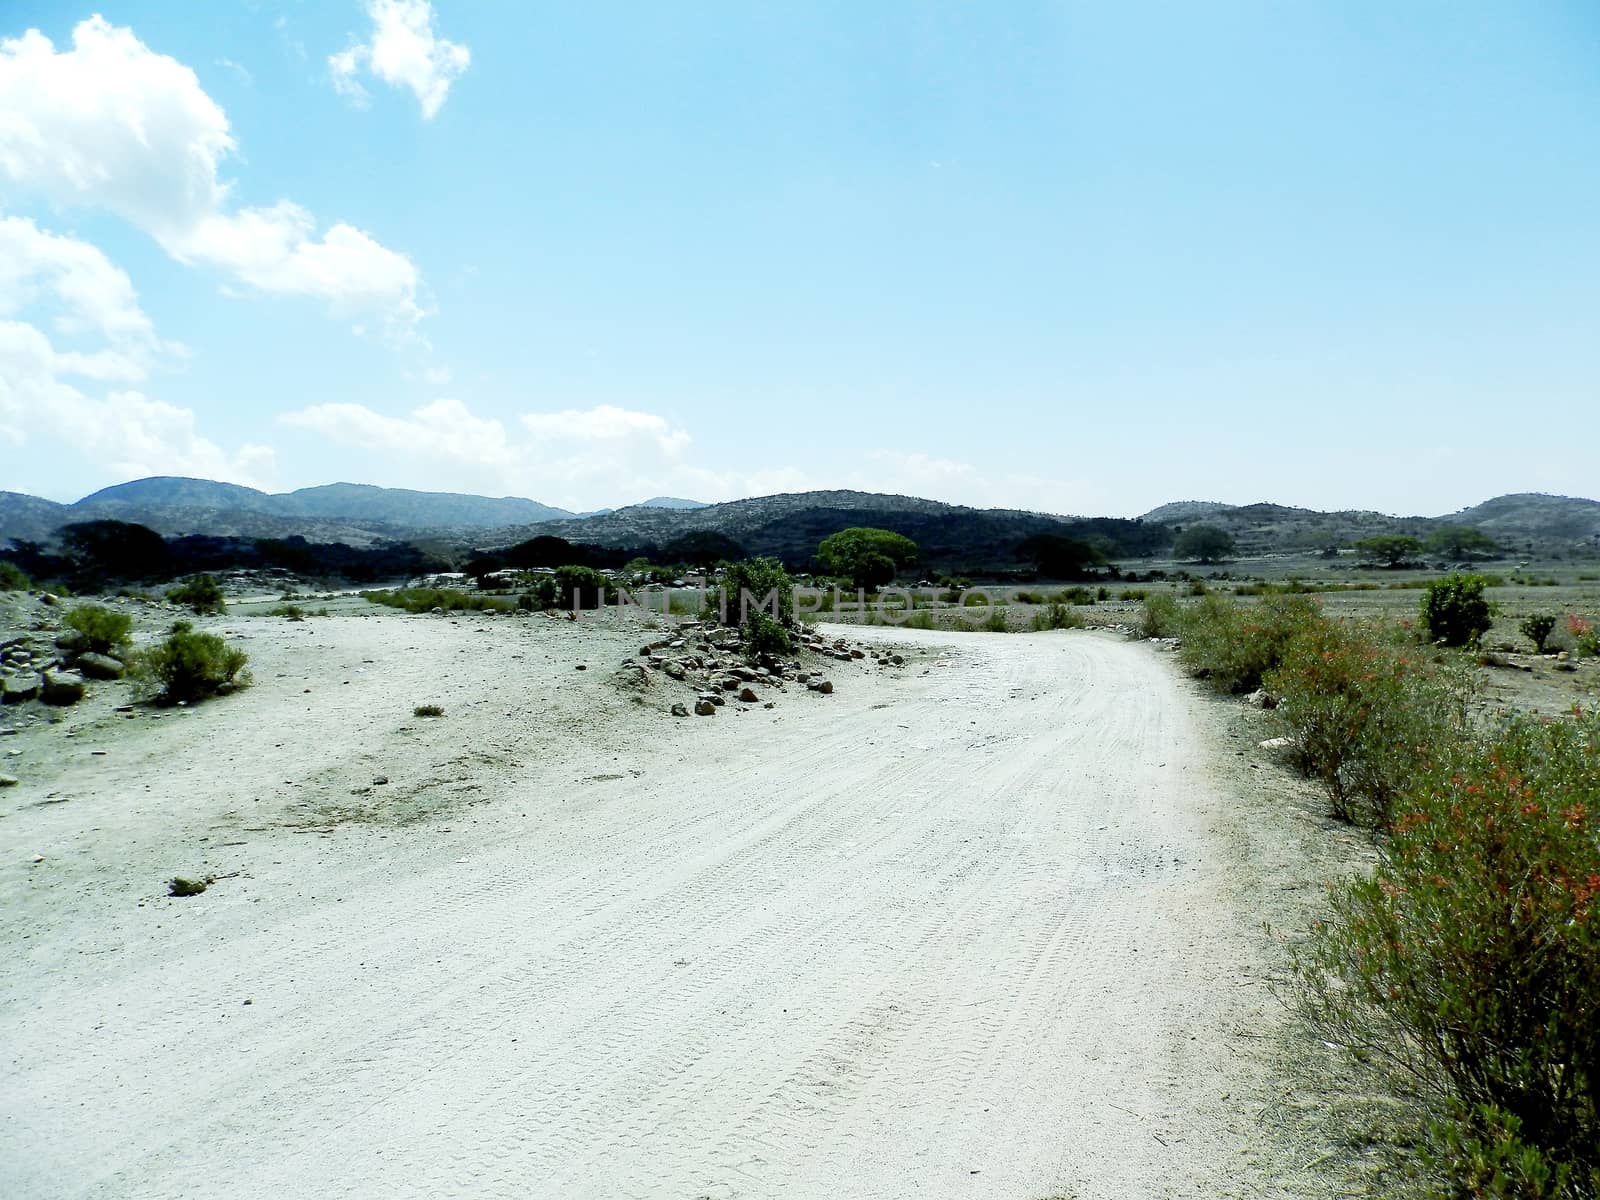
2 2 1597 516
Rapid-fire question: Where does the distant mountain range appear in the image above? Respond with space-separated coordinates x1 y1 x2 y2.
1 477 1597 564
1135 494 1600 556
0 478 707 545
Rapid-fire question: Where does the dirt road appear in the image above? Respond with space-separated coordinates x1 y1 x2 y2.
1 621 1297 1198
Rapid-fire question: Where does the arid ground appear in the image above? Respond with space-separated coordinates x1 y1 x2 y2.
3 603 1398 1198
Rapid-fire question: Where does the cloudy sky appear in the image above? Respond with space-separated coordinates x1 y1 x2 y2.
2 3 1596 516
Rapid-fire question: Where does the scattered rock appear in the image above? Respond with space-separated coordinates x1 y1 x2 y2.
738 687 760 703
0 774 18 788
40 671 86 706
371 775 389 786
670 702 691 718
77 652 125 680
1243 689 1277 710
808 679 834 694
694 699 717 716
1258 736 1296 752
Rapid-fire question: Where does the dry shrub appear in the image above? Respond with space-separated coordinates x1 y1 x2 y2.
1175 593 1322 694
1266 619 1472 829
1292 712 1600 1197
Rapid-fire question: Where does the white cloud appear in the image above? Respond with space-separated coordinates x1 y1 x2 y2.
0 17 423 336
281 399 712 506
330 0 470 119
0 215 272 491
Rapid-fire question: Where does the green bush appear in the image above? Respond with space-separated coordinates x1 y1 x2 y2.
0 561 31 591
1521 614 1558 654
1176 593 1322 694
982 609 1009 632
361 587 513 614
1291 712 1600 1195
270 604 307 621
1030 600 1083 631
1572 617 1600 658
1139 593 1180 638
413 704 444 718
166 574 226 614
63 603 133 655
1266 619 1471 829
1421 573 1494 647
715 558 795 628
743 610 794 657
130 621 249 702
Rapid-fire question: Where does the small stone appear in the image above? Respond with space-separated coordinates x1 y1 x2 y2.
670 702 690 717
738 687 759 703
694 699 717 716
0 774 19 788
371 775 389 786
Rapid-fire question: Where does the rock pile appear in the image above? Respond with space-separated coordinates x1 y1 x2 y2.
2 633 123 709
613 621 907 716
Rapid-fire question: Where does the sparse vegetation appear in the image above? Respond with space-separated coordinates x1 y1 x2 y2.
129 621 249 702
166 574 226 615
1030 599 1084 631
63 603 133 656
0 561 31 591
167 876 212 897
413 704 444 718
362 587 514 614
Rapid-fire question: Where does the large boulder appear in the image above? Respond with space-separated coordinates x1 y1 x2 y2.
40 671 86 706
2 673 41 704
77 653 125 680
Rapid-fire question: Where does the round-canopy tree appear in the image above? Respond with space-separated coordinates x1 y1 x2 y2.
1172 525 1236 563
817 528 919 591
1355 535 1424 568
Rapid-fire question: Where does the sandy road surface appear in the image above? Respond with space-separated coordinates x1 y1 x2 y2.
2 620 1296 1199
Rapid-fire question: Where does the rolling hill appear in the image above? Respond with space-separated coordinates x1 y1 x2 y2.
3 477 1598 567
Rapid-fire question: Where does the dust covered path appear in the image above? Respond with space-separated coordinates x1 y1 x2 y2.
1 626 1289 1199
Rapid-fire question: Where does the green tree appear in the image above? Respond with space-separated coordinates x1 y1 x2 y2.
1017 533 1107 579
554 565 609 609
1172 525 1236 563
1355 534 1424 567
1426 525 1501 559
60 519 171 583
658 530 746 566
817 528 919 591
